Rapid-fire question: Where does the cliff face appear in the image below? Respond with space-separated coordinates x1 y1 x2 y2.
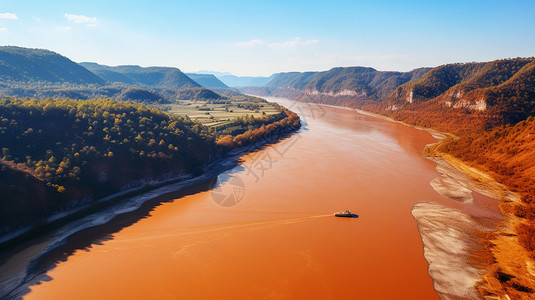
387 58 535 121
261 67 431 103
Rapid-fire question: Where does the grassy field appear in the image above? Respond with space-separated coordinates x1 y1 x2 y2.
153 95 280 127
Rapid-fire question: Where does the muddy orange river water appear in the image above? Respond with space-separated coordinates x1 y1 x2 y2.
13 98 492 299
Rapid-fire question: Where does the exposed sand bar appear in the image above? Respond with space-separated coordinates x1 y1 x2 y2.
416 154 515 299
412 201 482 300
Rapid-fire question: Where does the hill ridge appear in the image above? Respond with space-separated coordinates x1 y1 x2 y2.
0 46 106 84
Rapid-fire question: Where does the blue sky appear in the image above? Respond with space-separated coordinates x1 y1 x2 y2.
0 0 534 76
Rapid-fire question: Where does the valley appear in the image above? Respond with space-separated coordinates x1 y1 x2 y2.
0 42 534 299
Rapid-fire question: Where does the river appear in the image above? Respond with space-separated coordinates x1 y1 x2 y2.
2 97 502 299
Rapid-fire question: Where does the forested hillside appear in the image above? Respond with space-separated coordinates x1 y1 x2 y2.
173 87 225 101
0 98 215 231
388 58 532 104
214 104 300 148
259 67 431 101
383 58 535 130
0 97 300 233
0 47 176 103
0 160 63 233
265 71 318 90
116 87 166 103
433 117 535 214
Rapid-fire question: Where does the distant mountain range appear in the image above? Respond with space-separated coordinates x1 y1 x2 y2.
217 74 274 87
2 46 533 129
185 73 228 88
80 62 200 89
189 70 273 87
192 70 233 77
0 47 232 102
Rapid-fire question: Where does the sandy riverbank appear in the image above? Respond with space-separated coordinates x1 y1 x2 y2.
416 152 512 299
427 149 535 299
358 107 529 298
412 201 483 299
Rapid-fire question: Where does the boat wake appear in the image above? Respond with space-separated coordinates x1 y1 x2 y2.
115 214 334 245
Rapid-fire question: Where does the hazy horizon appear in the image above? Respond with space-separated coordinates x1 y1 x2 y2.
1 0 534 76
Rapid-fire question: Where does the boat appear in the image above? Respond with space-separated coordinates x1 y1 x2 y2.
334 210 358 218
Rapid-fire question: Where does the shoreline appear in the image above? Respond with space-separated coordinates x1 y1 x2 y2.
418 152 513 299
261 95 522 298
0 121 300 299
0 172 192 246
264 97 451 140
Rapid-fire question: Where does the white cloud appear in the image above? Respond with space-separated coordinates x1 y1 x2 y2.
269 37 319 49
234 39 264 47
0 13 18 20
33 17 41 22
64 13 97 26
0 27 8 33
